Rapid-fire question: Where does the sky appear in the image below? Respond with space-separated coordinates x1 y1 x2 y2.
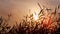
0 0 60 26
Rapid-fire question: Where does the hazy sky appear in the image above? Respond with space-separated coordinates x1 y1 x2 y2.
0 0 60 26
0 0 60 18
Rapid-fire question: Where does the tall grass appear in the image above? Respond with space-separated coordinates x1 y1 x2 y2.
0 3 60 34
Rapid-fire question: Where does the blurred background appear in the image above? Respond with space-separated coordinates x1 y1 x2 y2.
0 0 60 29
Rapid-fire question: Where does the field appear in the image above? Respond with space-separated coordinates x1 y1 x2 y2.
0 3 60 34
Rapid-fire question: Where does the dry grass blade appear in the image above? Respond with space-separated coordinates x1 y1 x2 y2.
0 16 3 25
38 9 44 15
38 3 42 9
57 4 60 9
46 8 51 11
51 8 57 15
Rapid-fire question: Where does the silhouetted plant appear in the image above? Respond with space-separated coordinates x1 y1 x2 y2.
0 3 60 34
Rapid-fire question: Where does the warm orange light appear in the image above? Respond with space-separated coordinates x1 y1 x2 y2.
43 17 51 28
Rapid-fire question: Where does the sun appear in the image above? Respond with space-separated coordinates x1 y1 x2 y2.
33 12 39 21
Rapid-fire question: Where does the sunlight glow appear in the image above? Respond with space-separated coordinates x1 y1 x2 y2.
33 13 39 21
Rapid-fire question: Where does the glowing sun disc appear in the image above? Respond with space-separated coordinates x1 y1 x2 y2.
33 13 39 21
